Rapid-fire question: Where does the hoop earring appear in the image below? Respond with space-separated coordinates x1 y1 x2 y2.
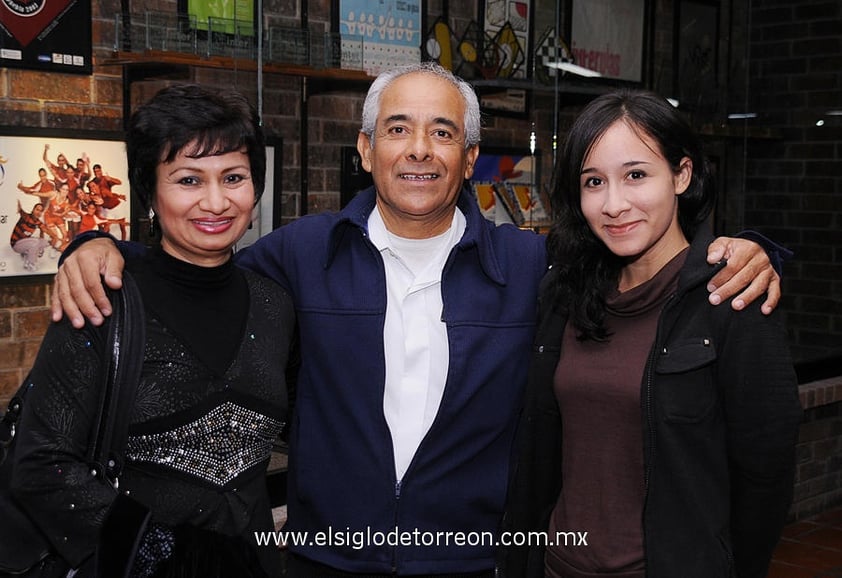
148 208 156 237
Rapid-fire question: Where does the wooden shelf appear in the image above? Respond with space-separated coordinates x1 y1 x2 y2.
97 50 374 83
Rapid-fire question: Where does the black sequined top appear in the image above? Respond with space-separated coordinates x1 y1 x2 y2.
11 248 294 575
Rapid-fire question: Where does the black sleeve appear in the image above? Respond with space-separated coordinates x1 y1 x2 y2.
720 301 802 578
9 318 117 568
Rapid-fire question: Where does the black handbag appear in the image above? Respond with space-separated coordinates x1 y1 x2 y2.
0 273 147 576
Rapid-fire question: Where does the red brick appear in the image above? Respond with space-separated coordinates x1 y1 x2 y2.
14 309 51 340
9 70 94 104
0 369 25 406
0 340 29 367
0 311 10 339
0 283 49 309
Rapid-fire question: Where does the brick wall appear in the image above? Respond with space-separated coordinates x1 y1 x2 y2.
2 0 842 524
793 380 842 521
0 284 50 403
743 0 842 362
0 0 124 405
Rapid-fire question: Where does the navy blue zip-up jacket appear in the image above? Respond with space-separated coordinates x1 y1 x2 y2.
236 186 548 574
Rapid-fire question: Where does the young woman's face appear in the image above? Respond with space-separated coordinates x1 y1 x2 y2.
580 120 692 284
154 144 255 267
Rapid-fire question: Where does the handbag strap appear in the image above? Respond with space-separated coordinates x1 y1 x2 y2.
86 272 146 488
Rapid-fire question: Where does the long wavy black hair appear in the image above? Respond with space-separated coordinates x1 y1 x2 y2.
546 88 716 341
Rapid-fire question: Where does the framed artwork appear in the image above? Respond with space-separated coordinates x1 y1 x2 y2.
339 146 373 209
176 0 257 58
469 147 548 229
177 0 255 34
479 0 533 116
0 128 129 279
674 0 719 112
0 0 91 74
234 138 283 251
331 0 424 75
570 0 645 82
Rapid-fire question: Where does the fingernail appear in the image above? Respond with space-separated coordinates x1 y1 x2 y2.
707 283 716 293
734 299 745 310
709 293 721 305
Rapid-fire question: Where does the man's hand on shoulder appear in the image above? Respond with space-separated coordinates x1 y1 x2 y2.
51 237 125 328
706 236 780 315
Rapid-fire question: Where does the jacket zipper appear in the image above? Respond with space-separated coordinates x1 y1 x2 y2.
391 479 402 573
644 293 676 492
642 293 677 577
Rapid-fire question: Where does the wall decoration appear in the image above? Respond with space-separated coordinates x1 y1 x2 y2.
479 0 533 116
454 20 487 79
332 0 424 75
175 0 257 58
423 17 490 80
339 146 373 209
675 0 719 112
570 0 645 82
423 16 457 71
470 148 548 229
179 0 255 34
234 138 283 251
533 26 573 85
0 129 129 279
0 0 91 74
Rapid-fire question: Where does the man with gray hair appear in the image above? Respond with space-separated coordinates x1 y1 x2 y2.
53 62 779 576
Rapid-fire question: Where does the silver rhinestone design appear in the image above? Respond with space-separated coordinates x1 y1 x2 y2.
125 402 283 486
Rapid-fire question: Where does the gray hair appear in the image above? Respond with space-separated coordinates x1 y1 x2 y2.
360 62 481 149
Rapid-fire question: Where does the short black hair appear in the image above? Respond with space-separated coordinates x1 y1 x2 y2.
126 83 266 212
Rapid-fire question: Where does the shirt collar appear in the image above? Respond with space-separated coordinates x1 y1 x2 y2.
367 204 465 254
326 185 510 286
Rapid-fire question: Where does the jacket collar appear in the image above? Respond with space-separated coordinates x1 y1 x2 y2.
325 185 507 285
676 227 727 296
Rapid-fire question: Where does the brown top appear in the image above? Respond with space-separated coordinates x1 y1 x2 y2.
546 248 688 577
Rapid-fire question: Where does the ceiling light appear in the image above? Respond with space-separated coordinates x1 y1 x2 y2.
727 113 757 120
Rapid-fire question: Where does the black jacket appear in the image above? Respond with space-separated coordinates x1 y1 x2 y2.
500 230 802 578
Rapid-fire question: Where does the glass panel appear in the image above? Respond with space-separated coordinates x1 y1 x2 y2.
265 26 310 66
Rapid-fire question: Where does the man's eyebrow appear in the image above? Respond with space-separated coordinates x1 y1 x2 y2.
384 114 409 124
382 114 461 132
433 117 460 132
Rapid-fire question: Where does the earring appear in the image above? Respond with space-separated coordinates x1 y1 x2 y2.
148 208 156 237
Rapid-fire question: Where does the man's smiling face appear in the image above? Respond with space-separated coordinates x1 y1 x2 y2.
357 71 479 239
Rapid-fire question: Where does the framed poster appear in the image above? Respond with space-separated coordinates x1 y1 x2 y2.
331 0 424 75
469 147 548 228
234 138 283 252
176 0 257 57
177 0 255 34
479 0 533 116
0 128 129 279
0 0 91 74
339 145 373 209
570 0 645 82
674 0 719 112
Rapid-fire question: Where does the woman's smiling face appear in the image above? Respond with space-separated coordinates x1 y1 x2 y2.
580 120 692 287
154 144 255 267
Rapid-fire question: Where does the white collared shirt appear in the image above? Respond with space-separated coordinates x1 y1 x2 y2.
368 206 466 480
